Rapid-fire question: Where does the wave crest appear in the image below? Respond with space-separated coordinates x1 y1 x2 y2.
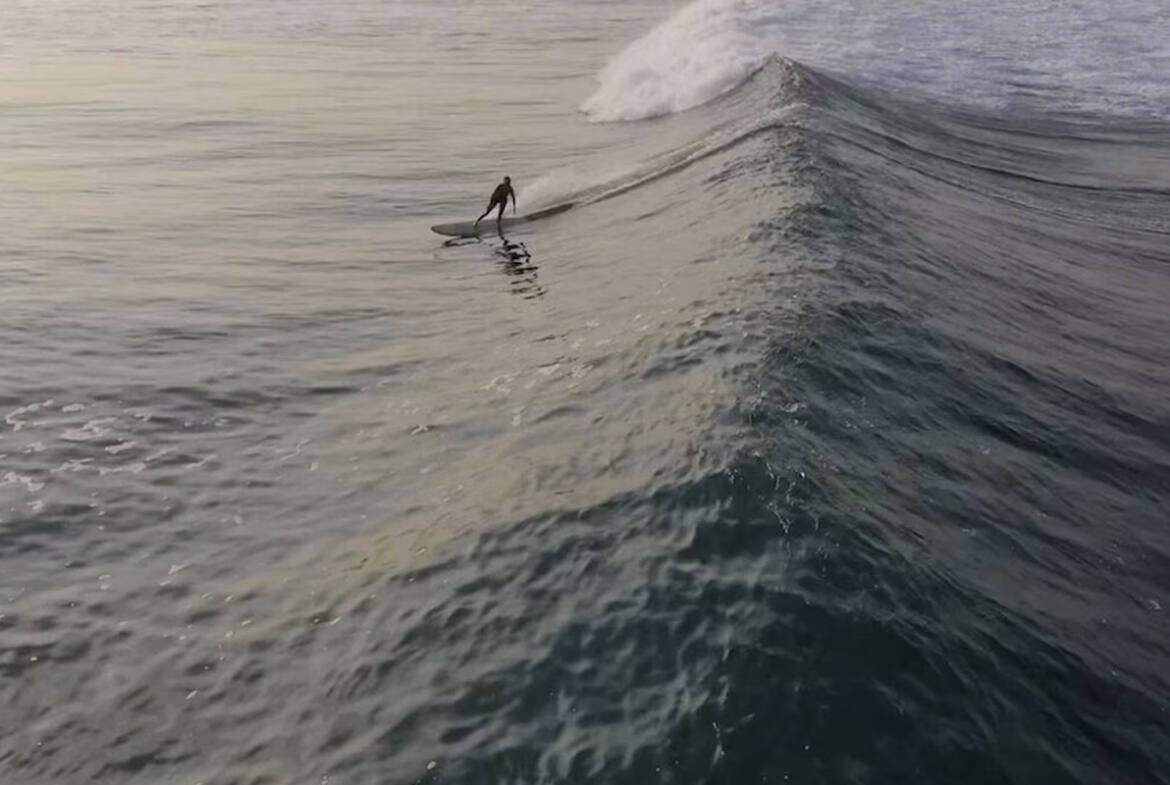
580 0 776 122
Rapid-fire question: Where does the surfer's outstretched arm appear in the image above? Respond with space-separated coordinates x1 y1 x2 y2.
510 189 517 214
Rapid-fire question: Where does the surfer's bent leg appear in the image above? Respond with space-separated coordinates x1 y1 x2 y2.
495 201 506 224
474 203 495 227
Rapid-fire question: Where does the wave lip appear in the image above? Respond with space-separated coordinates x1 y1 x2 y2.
583 0 1170 124
580 0 776 122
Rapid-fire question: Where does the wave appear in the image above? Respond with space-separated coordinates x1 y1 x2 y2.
486 57 1170 782
571 54 1170 208
582 0 1170 123
528 58 821 208
580 0 777 121
367 53 1170 784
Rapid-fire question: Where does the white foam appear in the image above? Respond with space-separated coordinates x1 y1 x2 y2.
581 0 1170 123
581 0 775 122
517 162 641 209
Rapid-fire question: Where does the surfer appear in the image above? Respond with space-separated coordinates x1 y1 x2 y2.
474 176 516 228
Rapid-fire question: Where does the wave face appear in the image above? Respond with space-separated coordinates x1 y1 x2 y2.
702 60 1170 783
412 59 1170 783
582 0 1170 122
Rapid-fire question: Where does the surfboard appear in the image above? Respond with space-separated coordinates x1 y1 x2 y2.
430 202 573 238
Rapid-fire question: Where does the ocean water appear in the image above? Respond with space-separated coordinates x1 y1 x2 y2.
2 1 1169 784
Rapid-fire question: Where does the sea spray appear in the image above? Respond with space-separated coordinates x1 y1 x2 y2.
581 0 779 122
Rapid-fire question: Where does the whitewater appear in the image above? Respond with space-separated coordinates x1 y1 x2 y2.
580 0 1170 122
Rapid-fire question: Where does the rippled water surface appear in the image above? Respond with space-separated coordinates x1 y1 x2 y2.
3 1 1169 784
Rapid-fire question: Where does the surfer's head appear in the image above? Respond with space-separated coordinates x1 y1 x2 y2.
504 176 511 184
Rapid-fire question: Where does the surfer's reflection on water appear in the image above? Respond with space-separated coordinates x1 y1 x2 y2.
440 231 544 298
493 231 544 299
